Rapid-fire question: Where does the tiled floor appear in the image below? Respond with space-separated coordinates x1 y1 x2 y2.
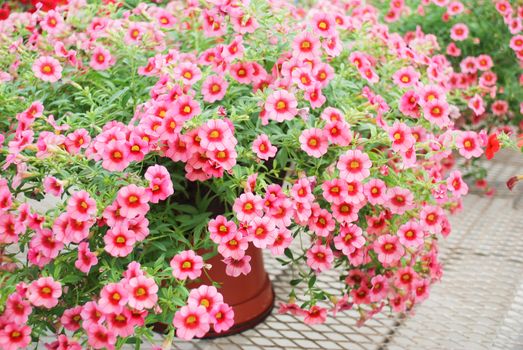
167 150 523 350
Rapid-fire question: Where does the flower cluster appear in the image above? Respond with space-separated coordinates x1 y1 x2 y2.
0 0 494 348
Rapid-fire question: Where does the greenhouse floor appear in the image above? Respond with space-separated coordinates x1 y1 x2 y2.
169 150 523 350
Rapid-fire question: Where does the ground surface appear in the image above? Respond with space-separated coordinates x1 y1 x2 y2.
169 150 523 350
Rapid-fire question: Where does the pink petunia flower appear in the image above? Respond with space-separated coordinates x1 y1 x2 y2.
447 170 469 197
61 306 83 332
90 46 115 71
373 234 405 266
334 223 365 256
210 303 235 333
369 275 389 302
388 121 416 153
4 293 32 324
104 227 136 257
393 67 420 88
170 250 204 280
67 190 97 221
269 227 293 256
299 128 329 158
252 134 277 160
127 275 158 310
173 95 201 121
218 233 249 260
292 31 321 59
116 185 150 219
386 186 415 215
247 216 277 249
99 282 129 314
397 220 425 247
422 99 451 128
450 23 469 41
32 56 62 83
337 150 372 182
324 120 351 146
201 75 229 103
174 62 202 86
172 305 210 340
363 178 388 205
86 324 117 350
456 131 484 159
223 255 252 277
0 324 31 350
27 276 62 308
321 178 348 205
303 305 327 325
102 140 130 172
265 90 298 122
306 244 334 272
187 285 223 313
198 119 236 151
232 192 263 222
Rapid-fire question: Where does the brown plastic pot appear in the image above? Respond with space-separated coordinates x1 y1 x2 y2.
152 244 274 338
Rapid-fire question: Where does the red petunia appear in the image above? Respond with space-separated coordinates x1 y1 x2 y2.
485 133 500 160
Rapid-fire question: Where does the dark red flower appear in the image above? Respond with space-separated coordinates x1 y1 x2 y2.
507 175 523 191
485 133 500 160
0 4 10 20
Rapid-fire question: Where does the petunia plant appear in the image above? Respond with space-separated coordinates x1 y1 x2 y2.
371 0 523 188
0 0 491 349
